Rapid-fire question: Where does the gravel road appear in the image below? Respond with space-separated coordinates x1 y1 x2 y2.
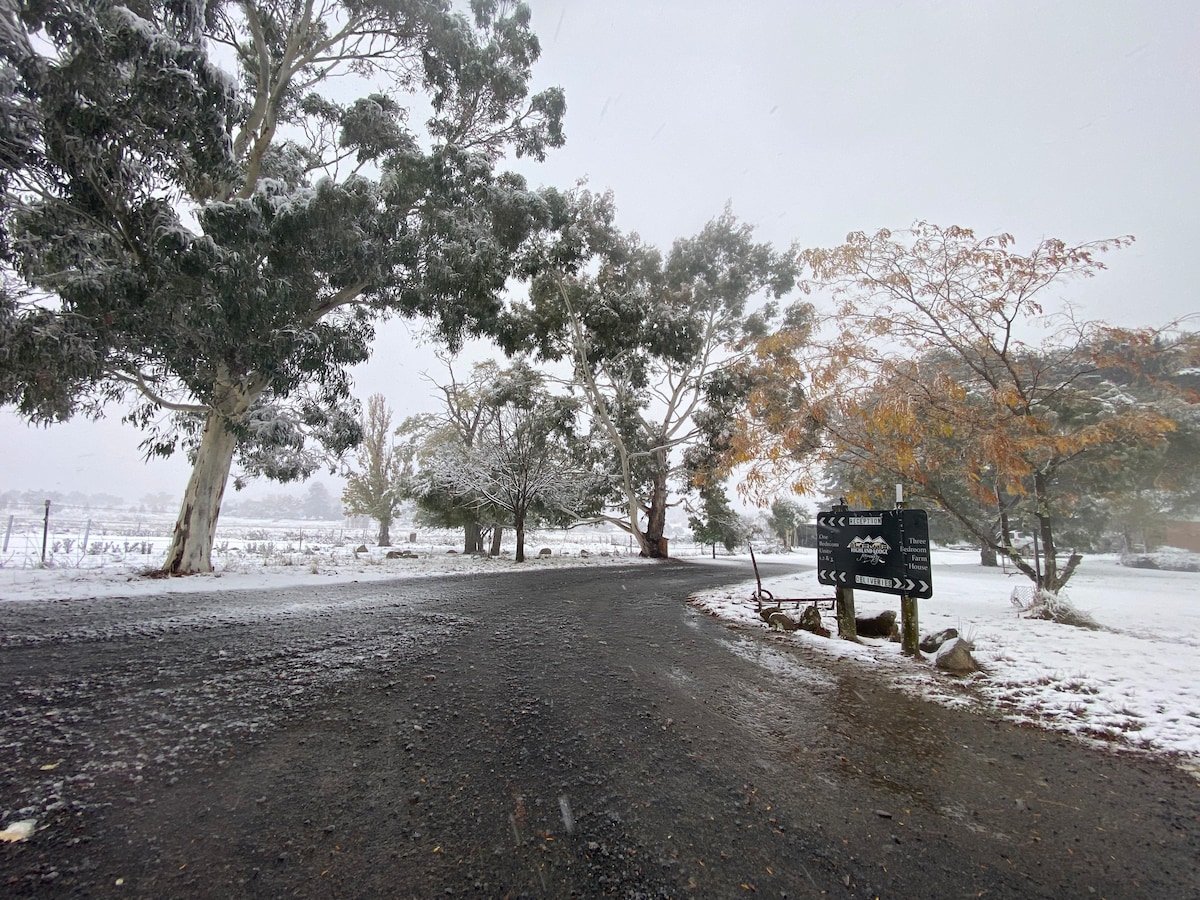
1 560 1197 898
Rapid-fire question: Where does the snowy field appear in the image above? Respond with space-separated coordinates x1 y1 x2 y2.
692 548 1200 777
0 508 696 602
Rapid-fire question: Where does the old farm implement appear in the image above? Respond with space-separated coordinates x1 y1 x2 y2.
748 544 836 616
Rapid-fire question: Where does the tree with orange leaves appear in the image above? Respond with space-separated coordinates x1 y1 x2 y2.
729 223 1190 592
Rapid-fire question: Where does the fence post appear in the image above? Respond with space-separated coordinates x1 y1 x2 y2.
3 515 12 553
41 499 51 563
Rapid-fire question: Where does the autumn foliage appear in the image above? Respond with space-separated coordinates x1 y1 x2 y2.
730 223 1191 591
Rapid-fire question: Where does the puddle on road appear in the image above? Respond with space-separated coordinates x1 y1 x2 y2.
705 634 960 812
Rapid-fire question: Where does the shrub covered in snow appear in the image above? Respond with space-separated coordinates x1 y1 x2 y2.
1120 548 1200 573
1022 590 1102 630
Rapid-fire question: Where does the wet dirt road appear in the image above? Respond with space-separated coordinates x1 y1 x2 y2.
1 560 1197 897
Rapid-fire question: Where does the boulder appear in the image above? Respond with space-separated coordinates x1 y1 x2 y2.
355 544 368 554
856 610 899 640
767 611 800 632
919 627 959 654
385 550 403 559
797 605 831 638
538 547 552 558
935 637 980 675
762 605 830 637
579 549 590 558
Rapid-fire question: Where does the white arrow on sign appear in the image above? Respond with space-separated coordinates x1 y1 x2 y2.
839 571 847 583
919 581 930 593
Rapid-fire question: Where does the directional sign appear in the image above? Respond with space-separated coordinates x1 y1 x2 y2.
817 509 933 598
898 509 932 597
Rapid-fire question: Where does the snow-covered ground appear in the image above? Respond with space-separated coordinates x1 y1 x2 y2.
0 512 667 602
692 547 1200 776
0 545 645 602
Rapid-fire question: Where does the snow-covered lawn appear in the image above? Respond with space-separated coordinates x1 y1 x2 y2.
0 546 643 602
691 548 1200 775
0 514 660 602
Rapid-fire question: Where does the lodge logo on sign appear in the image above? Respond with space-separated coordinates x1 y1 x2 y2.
848 535 890 565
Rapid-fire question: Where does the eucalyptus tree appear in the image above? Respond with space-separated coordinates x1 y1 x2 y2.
504 190 803 557
0 0 564 572
764 498 808 550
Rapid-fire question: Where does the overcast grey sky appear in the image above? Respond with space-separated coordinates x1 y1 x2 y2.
4 0 1197 500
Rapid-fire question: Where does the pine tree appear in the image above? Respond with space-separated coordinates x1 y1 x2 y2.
688 484 749 555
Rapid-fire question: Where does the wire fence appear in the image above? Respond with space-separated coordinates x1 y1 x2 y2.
0 503 720 570
1 506 164 570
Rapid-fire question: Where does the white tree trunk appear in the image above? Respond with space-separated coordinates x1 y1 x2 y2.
163 408 240 574
554 278 653 556
642 447 669 557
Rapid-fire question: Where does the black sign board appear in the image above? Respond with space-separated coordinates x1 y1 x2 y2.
817 509 933 598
